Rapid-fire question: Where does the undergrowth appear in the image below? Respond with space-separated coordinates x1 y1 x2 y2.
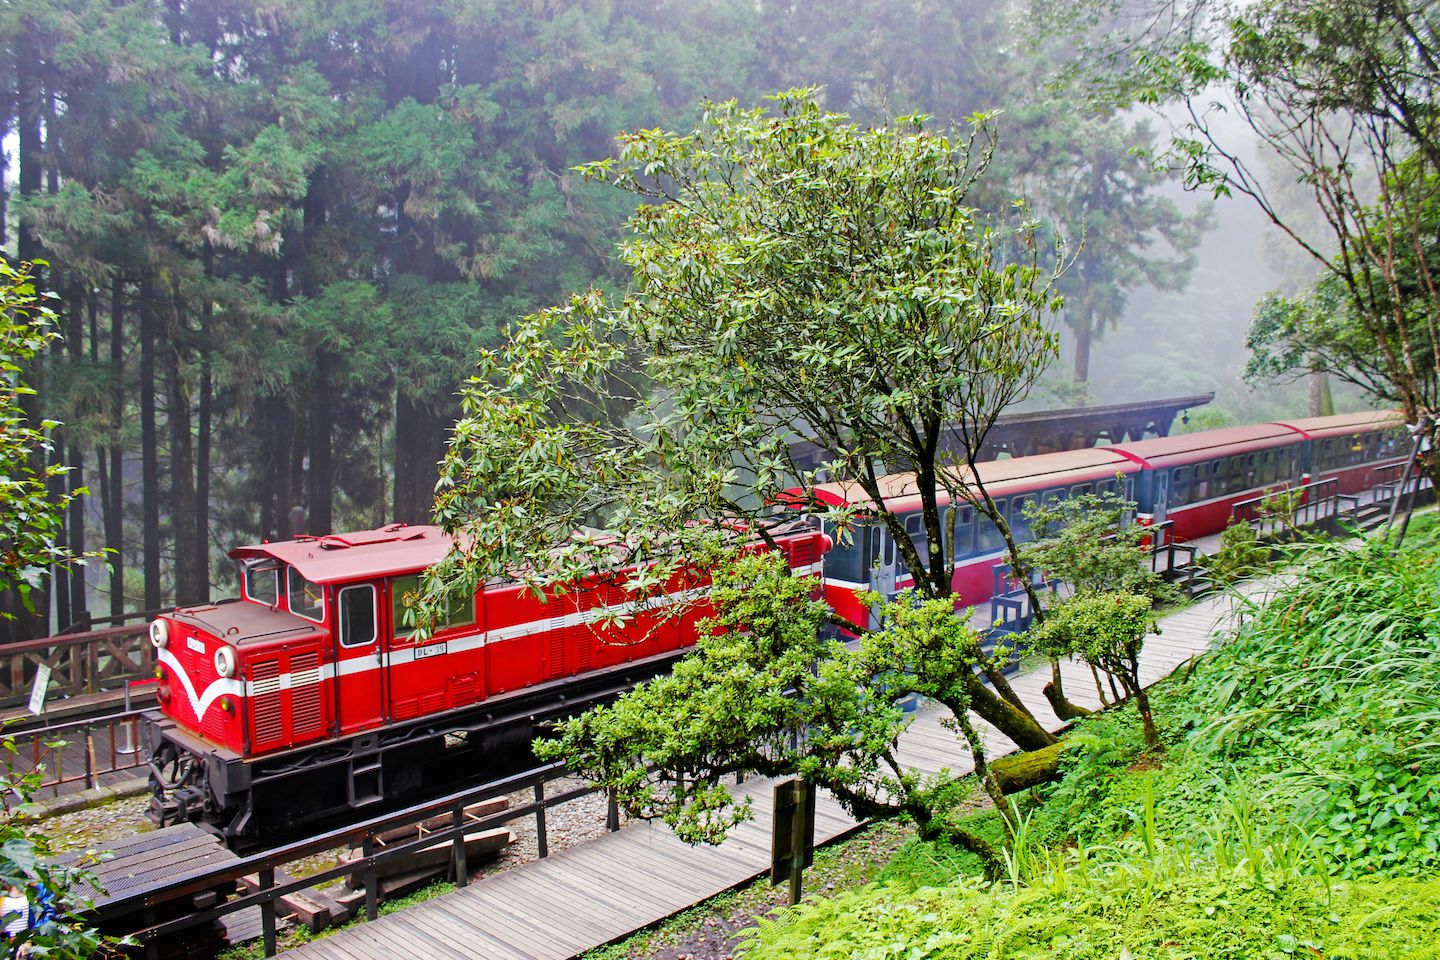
741 532 1440 958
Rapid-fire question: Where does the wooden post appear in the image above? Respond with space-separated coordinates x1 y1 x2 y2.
362 835 379 921
260 866 277 957
534 781 548 859
85 725 98 791
771 778 816 906
606 794 619 833
451 803 469 888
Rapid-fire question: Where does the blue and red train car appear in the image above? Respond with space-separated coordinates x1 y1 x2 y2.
814 411 1405 624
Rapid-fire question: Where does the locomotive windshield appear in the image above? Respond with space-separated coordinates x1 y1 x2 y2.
243 560 280 605
288 566 326 622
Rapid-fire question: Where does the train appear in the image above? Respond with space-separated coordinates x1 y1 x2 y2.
145 408 1403 844
143 522 830 844
812 410 1406 627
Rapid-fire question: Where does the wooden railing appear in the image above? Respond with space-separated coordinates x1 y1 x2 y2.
11 707 151 796
0 622 156 712
90 761 623 959
1230 477 1350 539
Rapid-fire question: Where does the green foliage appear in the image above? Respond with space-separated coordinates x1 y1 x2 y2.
1201 522 1274 586
0 259 96 617
535 551 1010 867
739 534 1440 958
0 727 110 958
1018 489 1174 602
739 861 1440 959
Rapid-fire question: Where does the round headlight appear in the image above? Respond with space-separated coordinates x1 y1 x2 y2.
149 619 170 649
214 646 237 679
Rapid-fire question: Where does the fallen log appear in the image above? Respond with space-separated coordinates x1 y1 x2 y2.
989 740 1071 795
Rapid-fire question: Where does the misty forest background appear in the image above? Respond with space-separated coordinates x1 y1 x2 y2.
0 0 1357 640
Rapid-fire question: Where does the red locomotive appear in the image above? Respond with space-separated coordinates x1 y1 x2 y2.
144 523 829 843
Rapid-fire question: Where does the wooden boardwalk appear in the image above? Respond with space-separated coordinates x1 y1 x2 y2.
281 587 1256 960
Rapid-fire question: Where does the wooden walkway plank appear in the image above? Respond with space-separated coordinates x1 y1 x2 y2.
279 589 1240 960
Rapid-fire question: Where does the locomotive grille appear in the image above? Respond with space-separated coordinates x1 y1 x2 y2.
251 659 284 747
290 653 323 736
788 538 817 567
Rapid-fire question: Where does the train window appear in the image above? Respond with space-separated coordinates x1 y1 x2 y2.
1192 462 1209 501
287 567 325 623
244 562 279 606
904 513 928 571
390 574 477 638
946 506 975 559
823 523 868 583
1070 483 1092 500
1261 450 1275 485
976 500 1007 553
338 584 377 648
1099 479 1116 497
1171 467 1190 505
1011 495 1038 542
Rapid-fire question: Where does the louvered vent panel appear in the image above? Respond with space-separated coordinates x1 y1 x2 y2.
548 628 567 677
788 538 816 567
420 692 444 715
572 627 592 672
250 659 283 748
289 652 323 737
450 675 476 707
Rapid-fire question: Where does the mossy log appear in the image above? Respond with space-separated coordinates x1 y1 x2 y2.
990 740 1071 794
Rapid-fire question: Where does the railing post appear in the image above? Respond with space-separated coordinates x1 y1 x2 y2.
85 725 98 792
260 866 278 958
534 781 548 859
451 802 469 888
607 795 620 832
362 835 379 921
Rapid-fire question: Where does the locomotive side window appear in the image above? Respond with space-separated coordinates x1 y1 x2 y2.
338 584 377 648
287 567 325 623
389 574 477 638
244 562 279 605
823 524 869 583
1193 462 1209 501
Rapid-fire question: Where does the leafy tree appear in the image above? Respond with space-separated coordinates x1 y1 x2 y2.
1118 0 1440 469
429 90 1069 752
1029 591 1162 748
1019 489 1174 602
0 259 90 618
536 551 1014 878
1018 488 1176 719
0 260 106 953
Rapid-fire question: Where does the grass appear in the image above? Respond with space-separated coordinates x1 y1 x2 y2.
739 528 1440 958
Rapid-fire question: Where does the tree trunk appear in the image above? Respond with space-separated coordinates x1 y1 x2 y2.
67 288 88 627
140 282 162 612
1043 679 1093 721
306 351 336 535
165 301 203 607
195 250 213 596
965 675 1057 752
392 392 446 525
1073 310 1093 385
107 278 125 620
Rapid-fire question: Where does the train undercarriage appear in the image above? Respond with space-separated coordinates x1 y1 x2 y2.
144 651 682 849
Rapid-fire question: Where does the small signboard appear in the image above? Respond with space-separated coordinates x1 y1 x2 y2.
28 664 51 716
